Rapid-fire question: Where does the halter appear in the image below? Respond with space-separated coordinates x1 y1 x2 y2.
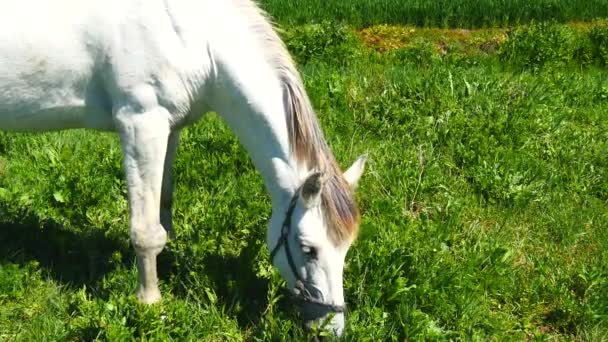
269 190 346 314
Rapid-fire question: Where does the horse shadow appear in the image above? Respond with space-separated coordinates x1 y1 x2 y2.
158 235 276 329
0 209 284 331
0 211 131 289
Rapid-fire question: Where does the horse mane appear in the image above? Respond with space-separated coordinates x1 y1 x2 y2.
234 0 360 245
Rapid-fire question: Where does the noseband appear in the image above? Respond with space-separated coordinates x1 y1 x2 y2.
269 190 346 314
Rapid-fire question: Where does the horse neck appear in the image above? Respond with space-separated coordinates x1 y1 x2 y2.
195 1 319 205
208 64 302 206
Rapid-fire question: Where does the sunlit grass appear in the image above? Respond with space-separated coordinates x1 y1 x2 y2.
1 21 607 340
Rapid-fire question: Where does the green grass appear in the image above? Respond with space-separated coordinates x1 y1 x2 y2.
1 21 608 340
260 0 608 28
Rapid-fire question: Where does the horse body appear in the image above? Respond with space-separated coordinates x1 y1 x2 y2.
0 2 102 130
0 0 366 336
0 0 215 131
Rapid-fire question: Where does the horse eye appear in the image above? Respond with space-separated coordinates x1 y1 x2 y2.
301 245 317 259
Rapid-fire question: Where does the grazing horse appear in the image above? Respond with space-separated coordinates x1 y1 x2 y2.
0 0 366 335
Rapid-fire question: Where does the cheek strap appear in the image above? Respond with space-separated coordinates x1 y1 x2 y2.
270 190 346 313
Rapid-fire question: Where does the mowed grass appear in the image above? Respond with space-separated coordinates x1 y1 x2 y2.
1 21 608 340
260 0 608 28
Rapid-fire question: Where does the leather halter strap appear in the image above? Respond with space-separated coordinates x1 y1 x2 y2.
269 190 346 313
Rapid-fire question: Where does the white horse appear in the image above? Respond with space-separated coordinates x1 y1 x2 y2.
0 0 366 336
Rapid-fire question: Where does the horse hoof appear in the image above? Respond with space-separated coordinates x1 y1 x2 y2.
137 288 162 304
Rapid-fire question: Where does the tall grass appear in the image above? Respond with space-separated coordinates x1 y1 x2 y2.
260 0 608 28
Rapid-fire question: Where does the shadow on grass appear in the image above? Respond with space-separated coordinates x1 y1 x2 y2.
158 236 275 330
0 209 282 331
204 252 270 328
0 210 131 288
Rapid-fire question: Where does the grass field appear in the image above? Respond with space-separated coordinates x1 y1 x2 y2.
260 0 608 28
1 13 608 342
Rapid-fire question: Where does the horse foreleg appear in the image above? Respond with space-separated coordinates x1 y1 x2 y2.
160 131 180 239
116 106 171 304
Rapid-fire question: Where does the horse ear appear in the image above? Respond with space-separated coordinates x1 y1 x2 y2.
343 154 367 188
300 172 324 208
